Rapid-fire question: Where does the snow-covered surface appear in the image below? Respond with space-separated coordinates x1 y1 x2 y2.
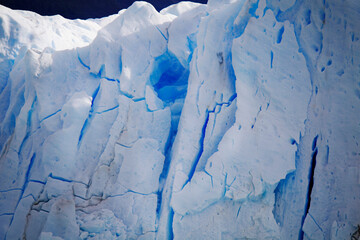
0 0 359 239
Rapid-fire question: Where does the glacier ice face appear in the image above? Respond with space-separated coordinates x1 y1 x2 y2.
0 0 359 239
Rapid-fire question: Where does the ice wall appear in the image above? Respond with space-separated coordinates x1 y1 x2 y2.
0 0 359 239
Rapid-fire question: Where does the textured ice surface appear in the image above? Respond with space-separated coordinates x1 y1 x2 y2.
0 0 359 239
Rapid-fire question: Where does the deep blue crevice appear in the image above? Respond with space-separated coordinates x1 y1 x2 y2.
39 109 61 123
118 53 123 75
277 26 285 44
304 9 311 25
0 213 14 217
78 118 88 145
45 172 89 187
168 208 174 240
23 154 36 192
104 77 116 82
312 135 318 151
155 190 162 216
300 135 318 239
133 97 145 102
78 84 100 147
290 138 297 145
78 120 89 147
187 111 210 183
156 101 183 223
227 93 237 103
236 206 242 218
155 26 168 41
29 179 46 185
77 54 90 70
48 173 73 183
157 127 176 211
95 105 119 114
116 143 132 148
270 50 274 68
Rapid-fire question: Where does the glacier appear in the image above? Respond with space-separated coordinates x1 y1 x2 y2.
0 0 359 239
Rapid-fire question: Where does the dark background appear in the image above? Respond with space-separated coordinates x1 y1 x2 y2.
0 0 207 19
